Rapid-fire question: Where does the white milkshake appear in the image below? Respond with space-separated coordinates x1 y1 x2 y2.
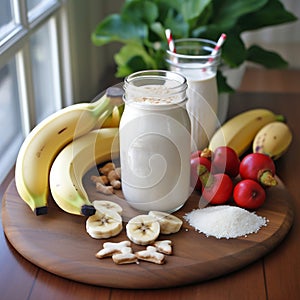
178 67 218 150
119 70 191 212
166 38 221 151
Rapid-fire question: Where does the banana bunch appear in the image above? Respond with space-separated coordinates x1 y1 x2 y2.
209 108 284 157
15 89 121 216
253 121 292 160
100 86 124 128
101 105 124 128
49 128 119 216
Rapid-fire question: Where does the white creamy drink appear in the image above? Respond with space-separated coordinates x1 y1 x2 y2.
179 67 218 150
119 71 191 212
166 38 221 151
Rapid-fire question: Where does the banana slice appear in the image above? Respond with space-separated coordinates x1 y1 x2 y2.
86 209 122 239
93 200 123 215
126 215 160 245
148 211 183 234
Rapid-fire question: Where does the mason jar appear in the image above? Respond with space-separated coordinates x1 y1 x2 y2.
166 38 221 151
119 70 191 212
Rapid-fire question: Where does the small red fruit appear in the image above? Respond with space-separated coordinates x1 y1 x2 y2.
190 156 211 190
239 153 277 187
191 148 212 160
233 179 266 209
201 173 233 205
190 150 203 159
212 146 240 177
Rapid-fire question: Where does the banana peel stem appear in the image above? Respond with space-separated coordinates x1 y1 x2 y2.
92 95 111 118
275 114 285 122
97 108 113 127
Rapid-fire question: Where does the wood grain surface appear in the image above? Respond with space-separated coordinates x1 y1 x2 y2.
1 84 300 299
2 169 294 289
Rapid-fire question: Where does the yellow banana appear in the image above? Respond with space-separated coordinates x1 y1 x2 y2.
100 86 124 128
49 128 119 216
15 93 112 215
253 121 292 160
208 108 284 156
102 106 122 128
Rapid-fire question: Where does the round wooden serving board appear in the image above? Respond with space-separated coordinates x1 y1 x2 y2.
2 171 294 289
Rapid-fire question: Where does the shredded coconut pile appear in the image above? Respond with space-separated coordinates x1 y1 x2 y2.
184 205 268 239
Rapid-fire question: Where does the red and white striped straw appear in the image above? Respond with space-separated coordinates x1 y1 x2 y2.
207 33 226 64
211 33 227 56
165 29 176 53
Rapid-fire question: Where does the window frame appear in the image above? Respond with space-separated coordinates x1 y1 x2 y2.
0 0 73 183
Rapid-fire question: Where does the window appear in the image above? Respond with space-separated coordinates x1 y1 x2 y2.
29 18 62 123
0 0 72 183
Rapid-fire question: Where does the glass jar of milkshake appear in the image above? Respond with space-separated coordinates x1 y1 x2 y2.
166 38 221 151
119 70 191 212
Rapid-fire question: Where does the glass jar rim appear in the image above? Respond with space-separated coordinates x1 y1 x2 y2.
166 38 221 62
123 70 188 109
124 70 187 87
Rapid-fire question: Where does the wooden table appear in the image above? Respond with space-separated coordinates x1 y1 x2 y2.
1 82 300 299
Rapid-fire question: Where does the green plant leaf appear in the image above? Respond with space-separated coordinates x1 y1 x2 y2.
217 70 235 94
114 43 157 77
164 7 189 38
154 49 169 69
152 0 179 23
192 24 222 41
122 0 159 25
154 0 183 12
237 0 297 32
91 14 148 46
180 0 212 21
150 22 167 41
224 33 247 67
211 0 268 29
92 0 297 93
190 2 213 29
192 0 267 39
246 45 288 68
116 56 148 78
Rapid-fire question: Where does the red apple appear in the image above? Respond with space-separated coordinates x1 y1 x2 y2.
239 153 277 187
190 156 211 191
201 173 233 205
211 146 240 177
233 179 266 209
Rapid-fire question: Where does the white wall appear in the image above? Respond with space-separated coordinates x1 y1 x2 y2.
66 0 122 103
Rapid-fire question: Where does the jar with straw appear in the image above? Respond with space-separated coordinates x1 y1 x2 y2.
165 31 226 151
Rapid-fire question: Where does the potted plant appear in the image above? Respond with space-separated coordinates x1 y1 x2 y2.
91 0 297 94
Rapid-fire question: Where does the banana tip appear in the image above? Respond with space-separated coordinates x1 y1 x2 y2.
81 205 96 217
35 206 48 216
